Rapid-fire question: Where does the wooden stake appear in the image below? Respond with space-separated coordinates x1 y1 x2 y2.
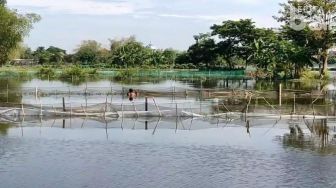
293 93 296 114
21 103 25 117
35 87 38 101
145 97 148 111
278 83 282 107
104 96 108 118
40 103 43 116
152 97 162 116
6 84 9 103
62 97 66 112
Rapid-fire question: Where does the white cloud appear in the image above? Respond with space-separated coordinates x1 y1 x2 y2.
7 0 135 15
158 13 280 28
159 14 228 21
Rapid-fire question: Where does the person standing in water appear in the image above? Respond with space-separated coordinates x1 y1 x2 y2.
127 88 138 101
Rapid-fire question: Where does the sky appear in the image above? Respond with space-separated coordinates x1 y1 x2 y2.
7 0 285 53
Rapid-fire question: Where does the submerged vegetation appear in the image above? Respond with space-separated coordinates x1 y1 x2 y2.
60 65 88 79
36 66 56 78
299 69 332 89
35 65 99 81
114 68 137 81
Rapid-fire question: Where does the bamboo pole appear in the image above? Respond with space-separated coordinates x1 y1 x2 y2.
121 102 124 118
104 96 108 118
35 87 38 101
145 97 148 112
6 84 9 103
278 83 282 107
245 94 252 122
21 103 25 117
62 97 66 112
110 85 113 103
84 87 87 95
152 97 162 116
40 103 43 117
70 103 72 118
81 105 87 117
293 93 296 115
133 101 139 118
222 102 231 113
52 105 56 115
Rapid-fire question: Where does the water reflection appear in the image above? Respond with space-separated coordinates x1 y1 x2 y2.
279 119 336 154
1 116 336 187
0 123 10 135
0 78 24 105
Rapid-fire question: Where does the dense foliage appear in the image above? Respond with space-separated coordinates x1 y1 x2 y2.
0 1 40 65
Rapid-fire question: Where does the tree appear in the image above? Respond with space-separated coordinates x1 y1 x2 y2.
46 46 66 63
0 0 6 6
109 37 152 68
33 47 52 64
0 6 40 65
275 0 336 76
162 49 178 68
246 28 314 78
211 19 257 68
8 43 27 60
175 51 189 66
74 40 102 64
186 33 217 68
21 47 34 59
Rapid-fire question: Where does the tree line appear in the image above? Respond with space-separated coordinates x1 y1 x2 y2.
1 0 336 79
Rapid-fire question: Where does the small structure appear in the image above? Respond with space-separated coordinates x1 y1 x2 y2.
10 59 37 66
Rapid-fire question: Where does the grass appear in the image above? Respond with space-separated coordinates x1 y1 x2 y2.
299 70 331 89
0 66 34 78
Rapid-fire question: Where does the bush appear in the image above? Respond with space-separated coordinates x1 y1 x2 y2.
60 65 88 78
300 70 319 80
300 69 331 82
114 69 137 80
37 66 56 78
86 68 97 75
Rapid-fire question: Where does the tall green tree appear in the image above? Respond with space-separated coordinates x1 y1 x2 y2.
186 33 217 68
47 46 66 63
74 40 102 64
162 49 178 68
33 47 52 64
0 6 40 65
276 0 336 76
211 19 257 68
109 37 152 68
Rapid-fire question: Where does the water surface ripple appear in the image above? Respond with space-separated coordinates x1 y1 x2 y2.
0 125 336 188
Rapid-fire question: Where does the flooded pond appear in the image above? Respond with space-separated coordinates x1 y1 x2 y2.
1 76 336 188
